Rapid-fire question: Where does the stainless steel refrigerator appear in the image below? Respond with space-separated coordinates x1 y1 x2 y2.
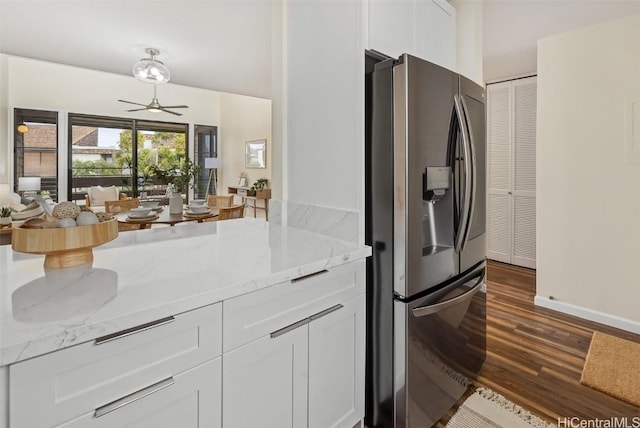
365 52 487 428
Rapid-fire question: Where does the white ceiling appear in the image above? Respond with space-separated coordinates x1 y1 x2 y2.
1 0 640 95
483 0 640 82
0 0 274 99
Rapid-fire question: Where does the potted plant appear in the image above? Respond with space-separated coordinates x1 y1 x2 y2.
249 178 270 198
0 207 12 227
149 158 201 194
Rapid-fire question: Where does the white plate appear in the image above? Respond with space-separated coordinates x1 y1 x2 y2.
128 213 156 219
185 210 210 216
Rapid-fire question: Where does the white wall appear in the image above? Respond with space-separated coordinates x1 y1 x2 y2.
537 14 640 328
219 93 272 194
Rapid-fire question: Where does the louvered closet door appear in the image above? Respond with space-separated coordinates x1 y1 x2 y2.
512 78 537 269
487 82 512 263
486 77 537 269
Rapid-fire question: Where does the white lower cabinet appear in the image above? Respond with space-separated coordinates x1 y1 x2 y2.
222 326 308 428
308 294 365 428
223 293 366 428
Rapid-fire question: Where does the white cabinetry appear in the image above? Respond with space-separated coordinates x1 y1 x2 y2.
223 261 366 428
222 323 308 428
9 304 222 428
487 76 537 268
368 0 456 70
308 295 365 428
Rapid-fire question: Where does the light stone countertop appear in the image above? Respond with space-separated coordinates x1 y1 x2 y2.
0 218 371 366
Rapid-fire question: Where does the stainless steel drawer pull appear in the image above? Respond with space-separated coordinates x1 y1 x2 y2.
310 304 343 321
291 269 329 283
270 318 311 338
94 377 175 418
94 316 175 345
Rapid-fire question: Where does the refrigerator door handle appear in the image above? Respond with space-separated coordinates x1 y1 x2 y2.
459 95 477 250
411 266 485 318
453 94 473 252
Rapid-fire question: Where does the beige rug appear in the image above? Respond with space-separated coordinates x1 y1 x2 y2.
446 388 555 428
580 331 640 407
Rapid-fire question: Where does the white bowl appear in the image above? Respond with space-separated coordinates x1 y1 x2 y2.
190 199 206 206
129 207 152 217
188 205 209 213
140 200 159 208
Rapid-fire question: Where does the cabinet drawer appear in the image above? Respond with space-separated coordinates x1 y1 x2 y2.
10 303 221 428
54 358 221 428
223 260 364 352
236 188 248 196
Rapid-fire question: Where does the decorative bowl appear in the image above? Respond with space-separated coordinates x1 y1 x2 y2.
12 218 118 269
188 204 209 213
140 200 160 208
190 199 206 206
129 207 153 217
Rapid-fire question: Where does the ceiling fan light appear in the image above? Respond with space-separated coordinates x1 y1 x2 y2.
147 107 162 113
132 50 170 84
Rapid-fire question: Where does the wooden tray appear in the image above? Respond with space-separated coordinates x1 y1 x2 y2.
12 218 118 269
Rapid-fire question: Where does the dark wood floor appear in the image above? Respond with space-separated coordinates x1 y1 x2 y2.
436 260 640 426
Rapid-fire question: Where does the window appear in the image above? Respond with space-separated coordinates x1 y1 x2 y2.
68 114 188 203
14 109 59 201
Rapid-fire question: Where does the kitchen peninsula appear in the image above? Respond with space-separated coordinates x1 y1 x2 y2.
0 213 370 427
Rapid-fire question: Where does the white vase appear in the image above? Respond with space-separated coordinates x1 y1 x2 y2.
169 194 183 214
0 217 11 226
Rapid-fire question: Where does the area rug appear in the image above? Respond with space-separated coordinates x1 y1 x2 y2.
445 387 555 428
580 331 640 407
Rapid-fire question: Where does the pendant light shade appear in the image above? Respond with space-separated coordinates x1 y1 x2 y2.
133 48 170 84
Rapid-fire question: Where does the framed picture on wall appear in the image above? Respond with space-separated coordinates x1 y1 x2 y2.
245 139 267 169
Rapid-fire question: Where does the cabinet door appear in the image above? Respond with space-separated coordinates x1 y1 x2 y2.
486 77 537 269
415 0 456 71
54 358 221 428
308 294 365 428
487 81 513 264
368 0 416 58
512 78 537 269
223 326 308 428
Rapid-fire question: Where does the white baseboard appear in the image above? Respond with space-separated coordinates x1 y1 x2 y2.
534 296 640 334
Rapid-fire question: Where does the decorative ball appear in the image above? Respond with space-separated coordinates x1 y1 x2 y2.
52 202 81 220
76 212 99 226
95 212 111 222
57 218 77 228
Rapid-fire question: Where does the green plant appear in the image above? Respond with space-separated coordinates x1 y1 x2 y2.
251 178 269 193
149 158 201 192
0 207 11 218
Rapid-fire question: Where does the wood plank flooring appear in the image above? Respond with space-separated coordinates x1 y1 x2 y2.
436 260 640 426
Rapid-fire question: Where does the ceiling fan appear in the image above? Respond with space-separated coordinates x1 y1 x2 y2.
118 85 189 116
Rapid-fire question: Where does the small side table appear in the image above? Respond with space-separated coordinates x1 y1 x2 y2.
227 187 271 220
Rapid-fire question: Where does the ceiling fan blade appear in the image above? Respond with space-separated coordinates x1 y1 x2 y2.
160 108 183 116
160 105 189 109
126 108 150 112
118 99 147 107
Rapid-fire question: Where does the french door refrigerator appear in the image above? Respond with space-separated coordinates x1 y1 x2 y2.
365 52 487 428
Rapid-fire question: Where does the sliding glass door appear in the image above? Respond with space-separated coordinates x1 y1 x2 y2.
68 114 187 204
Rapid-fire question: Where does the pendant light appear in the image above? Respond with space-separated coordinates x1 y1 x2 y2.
132 48 171 84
